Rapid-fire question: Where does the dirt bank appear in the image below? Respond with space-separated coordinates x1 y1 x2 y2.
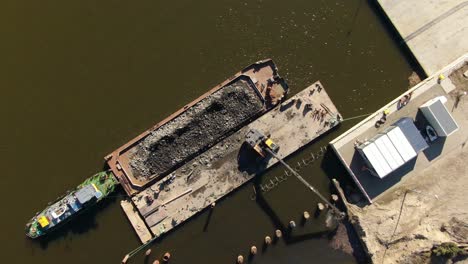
346 141 468 264
129 80 263 180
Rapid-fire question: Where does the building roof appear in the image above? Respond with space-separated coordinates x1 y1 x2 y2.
358 117 427 178
75 185 97 204
420 98 459 136
393 117 429 153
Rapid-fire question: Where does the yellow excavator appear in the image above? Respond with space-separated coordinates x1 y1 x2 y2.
245 129 345 219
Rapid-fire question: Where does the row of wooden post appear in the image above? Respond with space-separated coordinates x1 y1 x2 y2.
237 193 340 263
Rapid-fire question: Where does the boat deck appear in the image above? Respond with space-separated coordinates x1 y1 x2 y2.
123 81 341 242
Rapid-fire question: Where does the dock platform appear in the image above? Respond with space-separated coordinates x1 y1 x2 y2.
377 0 468 75
330 54 468 203
329 55 468 264
123 81 341 242
120 199 152 244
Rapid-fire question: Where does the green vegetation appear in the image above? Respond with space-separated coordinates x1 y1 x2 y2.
432 242 466 259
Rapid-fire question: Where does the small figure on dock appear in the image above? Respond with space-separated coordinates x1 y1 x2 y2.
320 109 327 120
313 109 320 119
397 92 413 109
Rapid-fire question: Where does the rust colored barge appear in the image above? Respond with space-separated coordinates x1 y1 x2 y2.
105 59 288 195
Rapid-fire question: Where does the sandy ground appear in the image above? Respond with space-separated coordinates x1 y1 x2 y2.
450 63 468 93
347 143 468 263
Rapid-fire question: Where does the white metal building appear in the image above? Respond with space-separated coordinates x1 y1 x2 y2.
357 117 428 178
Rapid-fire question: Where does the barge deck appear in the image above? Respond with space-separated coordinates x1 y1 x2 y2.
123 81 341 243
106 59 288 195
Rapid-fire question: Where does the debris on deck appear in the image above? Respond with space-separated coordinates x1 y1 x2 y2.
123 81 341 242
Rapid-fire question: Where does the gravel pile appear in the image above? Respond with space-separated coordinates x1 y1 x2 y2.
129 80 263 180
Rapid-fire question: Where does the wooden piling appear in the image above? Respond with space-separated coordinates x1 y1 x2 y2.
331 194 339 202
318 203 325 211
303 211 310 220
162 252 171 262
275 229 282 238
289 220 296 229
250 246 257 255
264 236 272 245
122 254 129 264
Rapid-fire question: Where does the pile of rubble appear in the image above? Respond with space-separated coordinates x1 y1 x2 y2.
129 80 263 180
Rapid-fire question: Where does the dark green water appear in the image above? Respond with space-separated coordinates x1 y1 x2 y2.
1 0 413 263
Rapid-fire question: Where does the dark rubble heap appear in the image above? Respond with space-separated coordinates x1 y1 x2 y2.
129 80 263 180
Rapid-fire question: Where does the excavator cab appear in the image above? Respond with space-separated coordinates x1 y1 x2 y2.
245 129 279 157
264 138 279 153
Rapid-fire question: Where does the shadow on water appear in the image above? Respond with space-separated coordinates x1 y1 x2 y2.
202 208 214 232
320 149 371 263
35 187 120 250
238 143 337 247
367 0 426 78
321 148 356 188
253 177 332 245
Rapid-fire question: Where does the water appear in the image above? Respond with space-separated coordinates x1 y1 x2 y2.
0 0 413 263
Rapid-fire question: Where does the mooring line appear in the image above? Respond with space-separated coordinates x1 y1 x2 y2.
340 112 373 122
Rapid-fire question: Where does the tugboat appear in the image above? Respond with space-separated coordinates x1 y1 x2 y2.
25 171 118 239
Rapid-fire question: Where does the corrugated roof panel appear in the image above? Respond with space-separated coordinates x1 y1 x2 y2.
374 135 403 170
379 135 405 167
387 127 417 162
370 143 393 177
362 143 392 177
